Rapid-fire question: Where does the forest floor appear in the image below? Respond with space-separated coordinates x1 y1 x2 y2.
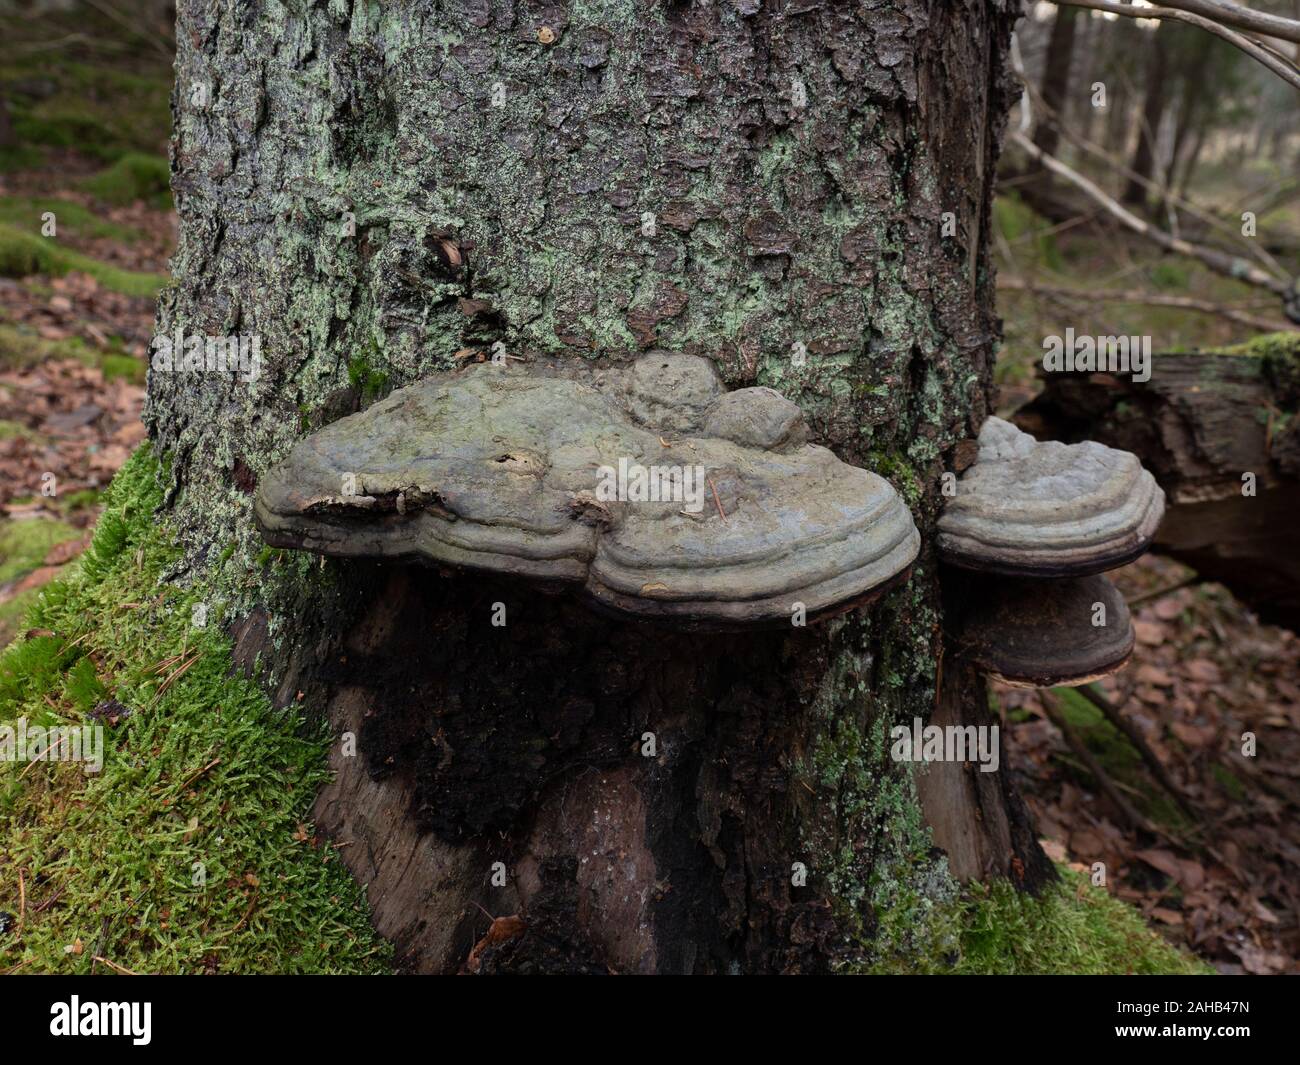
1 12 1297 975
0 164 166 644
992 157 1300 974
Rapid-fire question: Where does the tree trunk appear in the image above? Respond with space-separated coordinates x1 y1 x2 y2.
0 92 13 150
147 0 1048 975
1122 31 1168 208
1033 6 1079 159
1173 121 1207 199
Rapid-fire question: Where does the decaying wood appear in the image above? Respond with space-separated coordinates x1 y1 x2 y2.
1016 346 1300 631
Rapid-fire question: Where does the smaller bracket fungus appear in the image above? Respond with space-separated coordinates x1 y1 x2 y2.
950 573 1134 689
937 417 1165 577
255 355 920 629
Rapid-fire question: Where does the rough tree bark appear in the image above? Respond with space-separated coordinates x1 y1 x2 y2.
148 0 1048 974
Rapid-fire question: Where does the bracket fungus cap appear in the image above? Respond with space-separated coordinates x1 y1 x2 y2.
255 356 920 629
950 572 1134 689
937 417 1165 577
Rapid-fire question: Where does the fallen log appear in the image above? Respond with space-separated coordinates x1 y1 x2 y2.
1014 333 1300 632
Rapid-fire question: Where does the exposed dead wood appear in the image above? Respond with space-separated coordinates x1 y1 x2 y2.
1016 345 1300 631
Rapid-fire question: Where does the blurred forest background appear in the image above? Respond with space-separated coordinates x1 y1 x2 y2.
0 0 1297 974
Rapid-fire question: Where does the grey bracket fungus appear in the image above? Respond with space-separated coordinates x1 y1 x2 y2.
255 354 920 629
951 573 1135 689
937 417 1166 577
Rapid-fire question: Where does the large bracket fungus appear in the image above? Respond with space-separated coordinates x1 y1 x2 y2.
950 573 1134 689
937 416 1165 578
255 353 920 628
939 417 1166 688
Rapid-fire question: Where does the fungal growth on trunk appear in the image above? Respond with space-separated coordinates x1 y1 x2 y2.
950 573 1135 688
940 417 1165 688
937 416 1165 577
255 354 920 628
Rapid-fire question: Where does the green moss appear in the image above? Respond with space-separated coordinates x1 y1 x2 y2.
865 449 923 508
993 193 1063 272
0 196 144 244
347 348 391 402
1192 332 1300 361
100 352 145 384
0 324 142 383
57 489 101 515
938 868 1211 975
0 323 92 370
0 224 166 298
1150 260 1191 291
0 146 47 174
0 518 81 586
0 420 37 441
1 59 171 164
0 589 42 650
0 449 390 974
1052 686 1189 832
80 153 172 208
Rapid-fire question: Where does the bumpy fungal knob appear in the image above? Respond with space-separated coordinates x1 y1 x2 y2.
703 387 809 451
625 350 724 433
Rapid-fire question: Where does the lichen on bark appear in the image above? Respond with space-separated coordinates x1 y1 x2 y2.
147 0 1033 972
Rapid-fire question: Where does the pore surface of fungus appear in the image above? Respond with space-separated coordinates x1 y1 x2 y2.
950 573 1134 689
255 355 919 627
937 417 1165 577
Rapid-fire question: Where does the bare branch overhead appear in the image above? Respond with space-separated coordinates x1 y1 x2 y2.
1010 132 1300 320
1048 0 1300 89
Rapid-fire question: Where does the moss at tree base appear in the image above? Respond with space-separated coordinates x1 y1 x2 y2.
870 867 1209 975
0 449 1208 975
0 448 389 974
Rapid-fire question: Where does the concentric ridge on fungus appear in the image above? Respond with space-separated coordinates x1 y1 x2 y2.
937 417 1166 577
255 354 920 628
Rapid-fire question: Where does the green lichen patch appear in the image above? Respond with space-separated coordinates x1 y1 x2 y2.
0 449 390 974
796 583 957 971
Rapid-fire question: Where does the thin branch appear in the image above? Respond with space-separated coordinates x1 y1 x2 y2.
81 0 174 58
1075 684 1199 819
1133 0 1300 44
1049 0 1300 89
1013 51 1291 283
1010 132 1298 313
998 278 1297 332
1039 690 1157 834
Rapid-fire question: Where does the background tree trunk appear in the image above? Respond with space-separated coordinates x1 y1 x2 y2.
1033 6 1080 159
1123 30 1168 208
148 0 1047 974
